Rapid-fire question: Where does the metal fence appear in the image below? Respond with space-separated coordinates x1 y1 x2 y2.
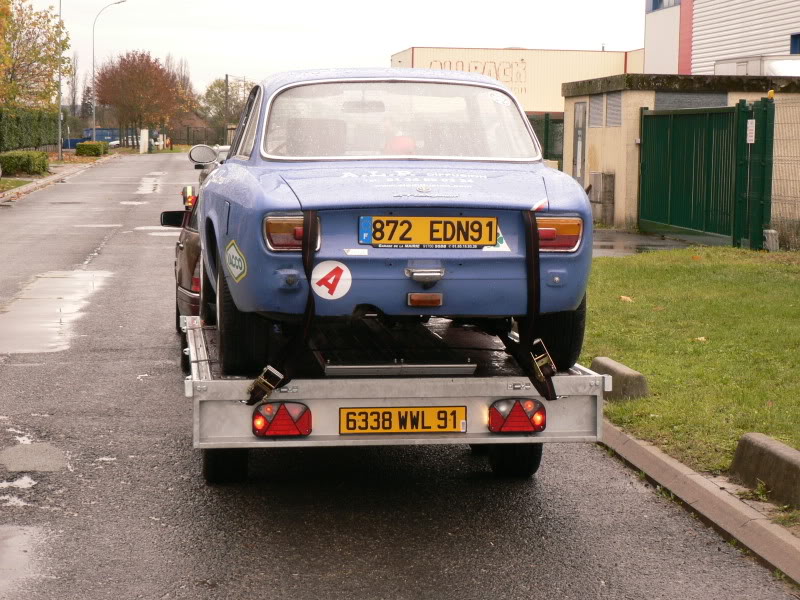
169 127 226 147
771 99 800 250
528 114 564 166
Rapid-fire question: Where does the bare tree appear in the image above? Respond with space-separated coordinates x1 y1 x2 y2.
67 50 78 116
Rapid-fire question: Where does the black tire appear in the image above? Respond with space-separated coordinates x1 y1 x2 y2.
175 300 182 333
202 448 248 484
469 444 489 455
180 331 190 375
488 443 544 478
216 261 270 375
199 257 216 325
527 295 587 371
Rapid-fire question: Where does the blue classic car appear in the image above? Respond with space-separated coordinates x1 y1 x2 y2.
193 68 591 376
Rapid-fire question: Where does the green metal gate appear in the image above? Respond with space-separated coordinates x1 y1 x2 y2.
639 99 774 249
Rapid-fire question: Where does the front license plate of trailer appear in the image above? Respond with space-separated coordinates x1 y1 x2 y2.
358 216 497 248
339 406 468 434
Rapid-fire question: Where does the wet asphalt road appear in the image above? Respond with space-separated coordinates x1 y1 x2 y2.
0 154 795 599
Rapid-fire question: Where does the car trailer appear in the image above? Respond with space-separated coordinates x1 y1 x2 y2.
181 316 609 484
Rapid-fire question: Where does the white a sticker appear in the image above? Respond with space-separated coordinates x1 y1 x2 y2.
225 240 248 282
311 260 352 300
483 226 510 252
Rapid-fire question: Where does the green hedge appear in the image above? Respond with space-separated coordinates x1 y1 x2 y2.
100 141 109 154
0 151 49 176
76 142 104 157
0 108 59 152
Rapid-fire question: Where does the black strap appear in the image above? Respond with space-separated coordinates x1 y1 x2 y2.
245 210 318 405
497 210 557 401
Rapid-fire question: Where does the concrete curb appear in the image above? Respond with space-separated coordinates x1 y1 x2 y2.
590 357 649 400
603 419 800 584
0 153 119 205
731 433 800 508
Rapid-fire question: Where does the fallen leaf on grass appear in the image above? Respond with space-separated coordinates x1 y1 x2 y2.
692 255 702 261
620 296 634 303
694 337 708 342
653 306 665 311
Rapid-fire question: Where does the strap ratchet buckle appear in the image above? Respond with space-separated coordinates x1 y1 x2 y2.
529 338 556 382
244 365 285 405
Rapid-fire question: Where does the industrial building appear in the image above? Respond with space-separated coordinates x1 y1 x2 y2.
391 47 644 114
644 0 800 75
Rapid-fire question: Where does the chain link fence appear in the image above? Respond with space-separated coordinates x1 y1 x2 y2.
772 99 800 250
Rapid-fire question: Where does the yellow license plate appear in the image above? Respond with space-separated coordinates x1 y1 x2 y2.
339 406 467 434
358 216 497 248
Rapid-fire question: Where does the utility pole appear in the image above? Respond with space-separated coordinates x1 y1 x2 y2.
57 0 63 160
92 0 127 141
224 74 229 143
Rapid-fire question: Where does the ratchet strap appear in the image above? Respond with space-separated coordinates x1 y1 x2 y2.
496 210 558 401
245 210 318 405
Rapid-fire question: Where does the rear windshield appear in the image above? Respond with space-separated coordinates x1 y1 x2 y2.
262 81 539 160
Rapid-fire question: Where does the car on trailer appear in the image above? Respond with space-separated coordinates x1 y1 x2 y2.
189 68 592 379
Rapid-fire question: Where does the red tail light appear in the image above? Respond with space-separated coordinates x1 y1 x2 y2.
488 399 546 433
191 261 201 293
252 402 312 437
535 217 582 252
264 213 320 252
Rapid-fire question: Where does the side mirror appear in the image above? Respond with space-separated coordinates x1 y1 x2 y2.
161 210 186 228
188 144 219 165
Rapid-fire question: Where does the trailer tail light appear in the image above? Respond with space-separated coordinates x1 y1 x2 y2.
535 217 583 252
488 399 546 433
252 402 312 437
264 213 320 252
181 185 197 209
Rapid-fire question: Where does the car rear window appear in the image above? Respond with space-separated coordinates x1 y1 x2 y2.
263 81 539 161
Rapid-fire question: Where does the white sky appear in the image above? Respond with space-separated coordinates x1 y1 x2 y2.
31 0 645 94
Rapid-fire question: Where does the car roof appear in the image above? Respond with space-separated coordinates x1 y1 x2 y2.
257 67 509 97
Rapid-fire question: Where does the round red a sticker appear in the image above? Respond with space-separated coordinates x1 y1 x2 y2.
311 261 352 300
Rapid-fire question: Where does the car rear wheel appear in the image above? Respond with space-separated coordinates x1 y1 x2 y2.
519 295 587 371
488 443 543 478
216 260 270 375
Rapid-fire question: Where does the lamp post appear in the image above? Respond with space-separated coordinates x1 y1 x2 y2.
92 0 127 142
57 0 62 160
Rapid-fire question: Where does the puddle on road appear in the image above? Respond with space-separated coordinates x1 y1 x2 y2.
0 526 40 597
0 271 112 353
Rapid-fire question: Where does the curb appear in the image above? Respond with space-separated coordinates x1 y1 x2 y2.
0 153 119 205
602 419 800 584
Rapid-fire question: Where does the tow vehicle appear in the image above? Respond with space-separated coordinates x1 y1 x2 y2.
181 315 608 484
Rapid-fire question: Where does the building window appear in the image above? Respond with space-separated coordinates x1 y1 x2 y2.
606 92 622 127
646 0 680 13
589 95 604 128
791 34 800 55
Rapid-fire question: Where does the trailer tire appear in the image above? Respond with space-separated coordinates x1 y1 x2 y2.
216 262 270 375
529 294 587 370
488 443 543 478
199 258 216 325
202 448 248 484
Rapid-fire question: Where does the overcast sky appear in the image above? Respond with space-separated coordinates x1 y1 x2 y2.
31 0 645 94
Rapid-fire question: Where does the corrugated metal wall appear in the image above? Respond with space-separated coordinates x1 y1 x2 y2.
692 0 800 75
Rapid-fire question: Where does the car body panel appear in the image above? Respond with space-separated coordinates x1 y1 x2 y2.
198 68 591 321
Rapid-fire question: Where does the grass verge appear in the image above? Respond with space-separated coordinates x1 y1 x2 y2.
0 178 31 193
580 247 800 473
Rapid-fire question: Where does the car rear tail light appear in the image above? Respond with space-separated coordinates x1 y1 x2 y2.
264 213 320 251
488 399 546 433
252 402 312 437
535 217 583 252
191 261 201 293
408 293 443 307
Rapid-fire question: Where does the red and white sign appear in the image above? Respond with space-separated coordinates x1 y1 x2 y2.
311 261 352 300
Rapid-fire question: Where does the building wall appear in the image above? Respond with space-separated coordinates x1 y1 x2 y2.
394 47 641 113
692 0 800 75
644 5 681 74
627 49 646 74
391 49 413 69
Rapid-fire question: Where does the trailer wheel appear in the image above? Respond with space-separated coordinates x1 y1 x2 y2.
216 262 270 375
488 443 543 478
524 295 587 370
199 258 216 325
202 448 248 484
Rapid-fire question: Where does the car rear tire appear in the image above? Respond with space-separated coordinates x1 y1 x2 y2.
202 448 248 484
488 443 543 478
524 294 587 371
175 300 181 334
216 261 270 375
199 258 216 325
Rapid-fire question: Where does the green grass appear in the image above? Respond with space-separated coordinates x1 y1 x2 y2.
581 247 800 473
774 508 800 528
0 178 31 192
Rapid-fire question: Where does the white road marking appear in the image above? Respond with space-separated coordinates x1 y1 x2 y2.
149 232 180 236
120 201 148 205
134 226 169 230
0 476 37 490
73 224 121 228
0 496 32 507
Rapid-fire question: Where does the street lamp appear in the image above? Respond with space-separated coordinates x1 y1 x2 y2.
92 0 127 142
57 0 62 160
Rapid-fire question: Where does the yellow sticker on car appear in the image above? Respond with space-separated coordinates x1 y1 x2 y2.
225 240 247 282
